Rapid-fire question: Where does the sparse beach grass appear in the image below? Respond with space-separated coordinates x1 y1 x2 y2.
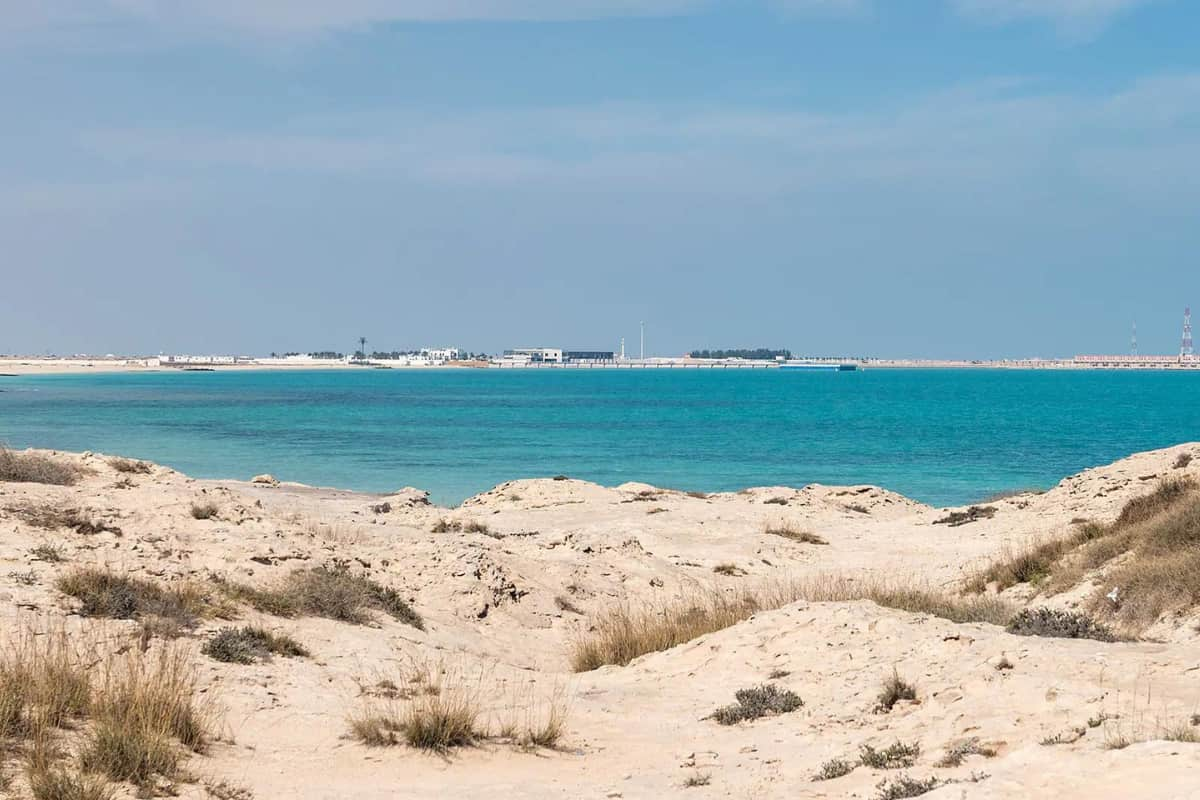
214 562 423 630
0 447 81 486
571 576 1015 671
348 661 568 752
0 626 211 797
56 568 218 634
965 476 1200 633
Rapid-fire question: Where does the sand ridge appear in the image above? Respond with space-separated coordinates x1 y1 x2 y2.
2 444 1200 798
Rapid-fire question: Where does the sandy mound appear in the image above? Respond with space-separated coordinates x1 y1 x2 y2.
2 444 1199 798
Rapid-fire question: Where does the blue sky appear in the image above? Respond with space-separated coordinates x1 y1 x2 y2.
1 0 1197 358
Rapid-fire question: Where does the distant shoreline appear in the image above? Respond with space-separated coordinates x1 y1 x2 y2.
4 356 1200 376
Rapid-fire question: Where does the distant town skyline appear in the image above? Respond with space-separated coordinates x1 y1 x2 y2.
2 1 1198 359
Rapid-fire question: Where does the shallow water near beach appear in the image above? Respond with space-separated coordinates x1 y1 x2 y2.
2 368 1198 506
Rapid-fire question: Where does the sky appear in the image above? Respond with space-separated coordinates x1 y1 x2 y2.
1 0 1197 359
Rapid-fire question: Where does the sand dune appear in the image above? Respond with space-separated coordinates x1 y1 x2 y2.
2 445 1199 798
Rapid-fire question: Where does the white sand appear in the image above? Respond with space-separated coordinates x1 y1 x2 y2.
2 445 1199 798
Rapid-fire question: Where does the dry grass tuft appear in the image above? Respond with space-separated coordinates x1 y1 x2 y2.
712 563 746 577
80 646 209 784
349 662 568 753
933 506 996 526
201 626 308 664
874 669 918 713
764 522 827 545
6 504 119 536
0 448 81 486
106 457 151 475
27 765 116 800
56 568 212 632
216 563 423 630
965 477 1200 634
572 577 1015 672
1174 452 1193 469
431 519 462 533
1117 476 1194 526
682 772 711 787
1 627 211 797
189 502 218 521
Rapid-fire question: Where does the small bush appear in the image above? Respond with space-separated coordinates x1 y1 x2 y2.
218 563 423 630
710 684 802 725
875 775 941 800
30 543 66 563
1006 607 1117 642
763 496 789 506
934 737 996 767
860 740 920 770
202 626 308 664
431 519 462 533
764 523 827 545
463 521 491 535
682 772 711 787
933 506 996 527
1175 452 1193 469
189 502 219 520
712 563 746 576
107 457 151 475
875 669 918 713
813 758 855 781
56 568 209 630
0 448 80 485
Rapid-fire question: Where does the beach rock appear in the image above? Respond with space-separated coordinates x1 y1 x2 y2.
251 474 279 486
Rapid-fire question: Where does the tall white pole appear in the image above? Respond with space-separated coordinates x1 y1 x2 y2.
640 321 645 361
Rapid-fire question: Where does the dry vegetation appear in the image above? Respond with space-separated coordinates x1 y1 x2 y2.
107 457 151 475
859 740 921 769
965 476 1200 633
874 669 918 713
348 663 567 752
56 568 219 635
571 577 1015 671
764 522 828 545
189 501 219 520
709 684 802 725
0 627 212 797
933 505 996 526
214 562 424 630
0 447 81 486
6 503 119 536
1006 608 1118 642
202 626 308 664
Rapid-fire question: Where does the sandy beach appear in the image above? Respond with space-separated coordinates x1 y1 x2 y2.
2 444 1199 798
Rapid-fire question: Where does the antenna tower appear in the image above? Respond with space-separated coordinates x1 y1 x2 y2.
1183 309 1194 358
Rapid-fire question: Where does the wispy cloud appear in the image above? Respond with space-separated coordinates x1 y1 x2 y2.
0 0 1161 41
950 0 1157 32
73 73 1200 199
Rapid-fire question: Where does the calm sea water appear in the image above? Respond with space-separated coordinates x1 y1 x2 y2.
2 369 1197 507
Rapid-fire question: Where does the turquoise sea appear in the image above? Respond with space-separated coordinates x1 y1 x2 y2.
1 369 1197 507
